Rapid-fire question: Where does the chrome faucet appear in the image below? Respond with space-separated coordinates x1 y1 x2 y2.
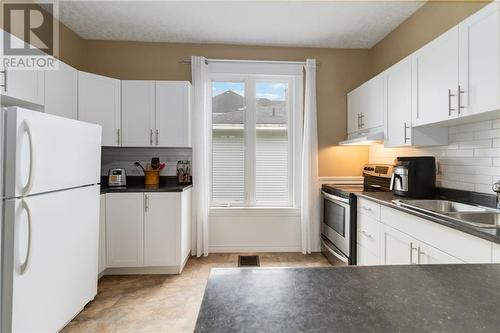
494 179 500 210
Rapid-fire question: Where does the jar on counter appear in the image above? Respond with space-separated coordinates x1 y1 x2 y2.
176 160 191 185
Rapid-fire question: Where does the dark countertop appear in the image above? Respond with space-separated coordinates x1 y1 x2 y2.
100 176 192 194
355 191 500 244
195 265 500 333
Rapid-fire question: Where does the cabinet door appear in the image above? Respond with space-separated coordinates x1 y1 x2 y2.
78 71 121 146
417 243 464 264
0 31 44 106
385 57 412 147
459 3 500 116
105 193 144 267
121 80 156 146
380 224 417 265
357 245 380 266
347 90 361 134
363 75 384 130
98 194 106 274
493 243 500 263
143 193 179 266
44 61 78 119
413 27 459 126
155 81 191 147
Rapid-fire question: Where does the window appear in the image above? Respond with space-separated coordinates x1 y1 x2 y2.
209 67 302 208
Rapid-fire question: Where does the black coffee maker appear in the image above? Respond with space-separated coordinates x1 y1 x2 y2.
390 156 436 198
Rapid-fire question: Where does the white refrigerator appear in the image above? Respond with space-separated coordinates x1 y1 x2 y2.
1 107 102 332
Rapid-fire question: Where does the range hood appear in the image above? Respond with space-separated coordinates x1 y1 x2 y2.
339 130 384 146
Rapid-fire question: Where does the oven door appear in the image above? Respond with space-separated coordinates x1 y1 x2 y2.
321 190 350 259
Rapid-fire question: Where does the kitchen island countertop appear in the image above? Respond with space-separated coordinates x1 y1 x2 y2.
195 265 500 333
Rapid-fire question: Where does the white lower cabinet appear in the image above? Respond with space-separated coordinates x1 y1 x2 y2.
98 194 106 274
493 243 500 263
380 224 416 265
357 197 494 266
103 189 191 274
143 193 178 266
106 193 144 267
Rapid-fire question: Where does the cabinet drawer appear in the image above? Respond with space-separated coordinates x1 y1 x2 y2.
357 244 380 266
380 206 492 263
357 198 381 220
357 213 380 255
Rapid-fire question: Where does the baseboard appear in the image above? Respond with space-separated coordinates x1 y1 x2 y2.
208 245 302 253
103 265 181 275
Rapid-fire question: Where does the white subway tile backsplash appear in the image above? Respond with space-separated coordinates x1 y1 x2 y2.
474 128 500 140
369 117 500 195
458 139 492 149
474 148 500 157
449 120 492 134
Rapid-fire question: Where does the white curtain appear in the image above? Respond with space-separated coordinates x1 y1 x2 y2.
191 56 209 257
301 58 320 254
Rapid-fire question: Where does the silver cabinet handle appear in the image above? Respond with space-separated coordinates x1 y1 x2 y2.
448 89 456 116
117 129 121 145
417 246 425 264
150 129 153 145
410 242 418 264
361 205 372 212
357 113 361 129
144 194 149 212
155 129 159 145
0 69 7 91
458 85 465 114
404 122 410 144
361 230 372 238
361 113 365 128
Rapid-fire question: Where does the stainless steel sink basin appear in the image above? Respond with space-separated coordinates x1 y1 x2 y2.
397 199 488 213
446 212 500 228
392 199 500 229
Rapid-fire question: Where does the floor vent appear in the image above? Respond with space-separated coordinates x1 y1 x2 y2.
238 255 260 267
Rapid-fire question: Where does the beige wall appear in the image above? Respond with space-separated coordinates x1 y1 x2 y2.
369 0 490 76
83 41 371 177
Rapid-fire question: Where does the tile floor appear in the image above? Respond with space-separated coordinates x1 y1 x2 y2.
62 253 331 333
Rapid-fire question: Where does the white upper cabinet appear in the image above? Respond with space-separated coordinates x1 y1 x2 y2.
412 26 460 126
347 75 384 135
385 57 412 147
458 3 500 117
78 71 121 146
156 81 192 147
121 80 156 146
362 75 384 131
0 30 45 107
45 61 78 119
385 57 448 147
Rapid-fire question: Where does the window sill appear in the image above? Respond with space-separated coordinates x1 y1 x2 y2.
209 207 301 217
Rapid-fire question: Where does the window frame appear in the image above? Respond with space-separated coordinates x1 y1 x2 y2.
208 68 303 209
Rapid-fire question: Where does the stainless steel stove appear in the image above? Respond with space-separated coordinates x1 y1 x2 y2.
320 164 393 265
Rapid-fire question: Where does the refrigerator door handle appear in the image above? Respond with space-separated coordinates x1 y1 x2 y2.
22 120 35 195
20 199 33 275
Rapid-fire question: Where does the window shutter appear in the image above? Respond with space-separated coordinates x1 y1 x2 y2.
212 129 245 204
255 128 289 204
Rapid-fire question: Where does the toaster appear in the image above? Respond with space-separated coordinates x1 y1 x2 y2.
108 168 127 187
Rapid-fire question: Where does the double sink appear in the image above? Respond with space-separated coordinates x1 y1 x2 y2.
393 199 500 229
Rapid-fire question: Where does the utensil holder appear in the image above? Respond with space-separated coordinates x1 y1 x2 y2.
144 170 160 186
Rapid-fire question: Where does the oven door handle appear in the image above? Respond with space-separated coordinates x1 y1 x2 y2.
321 190 350 204
322 239 349 264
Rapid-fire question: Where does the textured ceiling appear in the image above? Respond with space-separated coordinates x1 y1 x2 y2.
58 1 425 48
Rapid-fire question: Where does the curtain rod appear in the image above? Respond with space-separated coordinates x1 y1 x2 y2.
179 58 321 67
